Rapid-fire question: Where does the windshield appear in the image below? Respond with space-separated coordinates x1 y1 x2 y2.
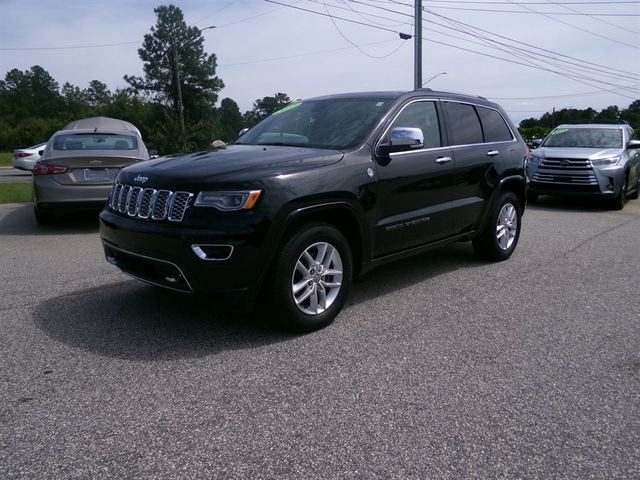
235 97 392 150
542 128 622 149
53 133 138 151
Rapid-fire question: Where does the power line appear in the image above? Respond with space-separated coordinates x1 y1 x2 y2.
320 0 409 58
542 0 640 36
425 5 640 14
501 0 640 49
220 39 402 67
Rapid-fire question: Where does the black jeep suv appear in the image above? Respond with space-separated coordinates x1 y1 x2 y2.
100 90 528 331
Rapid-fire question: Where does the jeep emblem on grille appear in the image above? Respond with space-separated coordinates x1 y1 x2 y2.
134 175 149 184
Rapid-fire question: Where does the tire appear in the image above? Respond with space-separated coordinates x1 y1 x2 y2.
610 175 627 211
628 176 639 200
34 206 55 226
473 191 522 261
527 192 539 204
269 222 353 332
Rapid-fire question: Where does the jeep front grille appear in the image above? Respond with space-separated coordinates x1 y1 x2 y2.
109 183 193 222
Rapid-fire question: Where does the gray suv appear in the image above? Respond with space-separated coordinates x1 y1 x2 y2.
526 123 640 209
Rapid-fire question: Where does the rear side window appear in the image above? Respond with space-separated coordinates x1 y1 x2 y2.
443 102 483 146
387 101 442 148
477 107 513 142
52 133 138 151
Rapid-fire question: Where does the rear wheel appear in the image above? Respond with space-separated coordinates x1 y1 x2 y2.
473 191 522 261
269 223 352 332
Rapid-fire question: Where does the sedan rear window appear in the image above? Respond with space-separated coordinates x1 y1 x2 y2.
53 133 138 151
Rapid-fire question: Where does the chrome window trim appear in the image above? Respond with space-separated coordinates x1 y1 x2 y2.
442 100 518 147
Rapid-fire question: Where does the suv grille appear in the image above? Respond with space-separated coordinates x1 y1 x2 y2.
109 183 193 222
531 158 598 188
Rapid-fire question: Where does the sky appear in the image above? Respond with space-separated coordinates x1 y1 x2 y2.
0 0 639 124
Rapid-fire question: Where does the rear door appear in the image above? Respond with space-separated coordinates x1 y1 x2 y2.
441 101 516 232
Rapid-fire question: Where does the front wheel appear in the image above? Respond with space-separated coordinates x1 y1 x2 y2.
473 191 522 261
269 223 353 332
610 175 627 210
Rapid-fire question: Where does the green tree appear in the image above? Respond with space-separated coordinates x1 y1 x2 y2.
124 4 224 151
244 92 291 127
217 97 244 142
85 80 111 107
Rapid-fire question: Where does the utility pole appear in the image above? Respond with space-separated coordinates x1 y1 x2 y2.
173 43 185 138
414 0 422 90
172 25 216 144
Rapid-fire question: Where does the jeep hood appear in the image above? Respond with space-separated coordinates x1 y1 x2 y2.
120 145 344 182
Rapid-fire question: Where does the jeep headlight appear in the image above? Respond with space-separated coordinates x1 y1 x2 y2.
591 156 621 167
194 190 261 211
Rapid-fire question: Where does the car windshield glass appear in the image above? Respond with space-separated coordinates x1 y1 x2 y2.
52 133 138 151
542 128 622 148
234 97 392 150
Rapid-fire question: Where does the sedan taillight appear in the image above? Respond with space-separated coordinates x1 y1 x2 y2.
15 152 33 158
32 162 70 176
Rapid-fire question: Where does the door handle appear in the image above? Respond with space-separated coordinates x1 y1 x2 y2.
435 156 452 164
486 150 500 157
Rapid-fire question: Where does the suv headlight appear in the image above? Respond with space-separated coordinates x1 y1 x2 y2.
590 156 621 167
194 190 262 211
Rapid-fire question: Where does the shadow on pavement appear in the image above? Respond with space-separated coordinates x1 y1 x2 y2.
34 241 486 360
0 203 99 236
33 280 296 361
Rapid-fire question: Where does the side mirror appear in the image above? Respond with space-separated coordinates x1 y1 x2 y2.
238 128 249 137
38 150 44 156
377 127 425 157
531 139 542 148
627 140 640 149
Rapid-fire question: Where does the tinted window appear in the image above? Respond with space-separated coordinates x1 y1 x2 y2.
477 107 513 142
542 128 622 148
53 133 138 151
387 101 442 148
444 102 483 146
235 97 392 150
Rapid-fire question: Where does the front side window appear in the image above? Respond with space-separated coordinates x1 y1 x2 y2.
443 102 483 146
477 107 513 142
386 101 442 149
235 97 392 150
53 133 138 151
542 128 622 148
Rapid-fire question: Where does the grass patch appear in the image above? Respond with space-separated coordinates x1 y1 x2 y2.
0 183 32 204
0 152 12 168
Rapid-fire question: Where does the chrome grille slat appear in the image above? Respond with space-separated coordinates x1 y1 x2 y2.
108 183 193 222
168 192 193 222
533 157 598 186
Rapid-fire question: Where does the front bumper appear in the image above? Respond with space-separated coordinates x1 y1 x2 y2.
527 161 625 198
99 209 270 297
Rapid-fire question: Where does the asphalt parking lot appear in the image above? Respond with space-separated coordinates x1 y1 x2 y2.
1 198 639 479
